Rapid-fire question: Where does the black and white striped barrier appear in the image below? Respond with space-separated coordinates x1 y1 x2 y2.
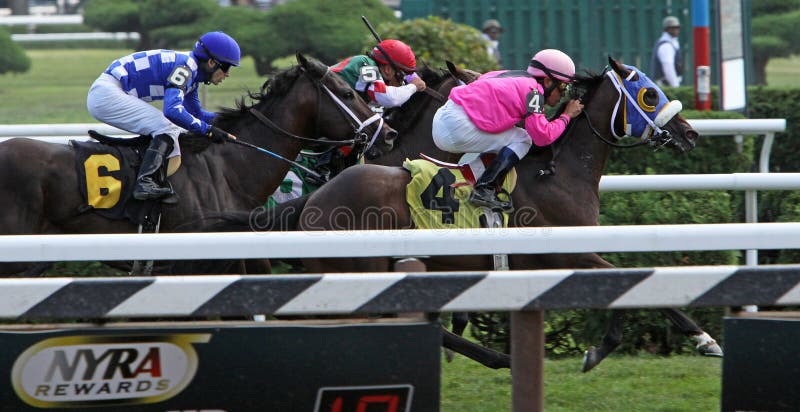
5 264 800 320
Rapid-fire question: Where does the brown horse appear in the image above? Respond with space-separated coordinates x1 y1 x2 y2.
0 53 394 276
204 57 721 371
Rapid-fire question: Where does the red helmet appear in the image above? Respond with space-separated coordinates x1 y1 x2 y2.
371 39 416 72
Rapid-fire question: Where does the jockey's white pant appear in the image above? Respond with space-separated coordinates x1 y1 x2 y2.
87 73 182 158
432 99 532 159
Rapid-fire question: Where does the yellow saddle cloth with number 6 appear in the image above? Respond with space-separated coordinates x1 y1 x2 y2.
403 158 517 229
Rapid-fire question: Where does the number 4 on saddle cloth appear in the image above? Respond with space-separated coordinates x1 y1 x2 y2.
404 153 517 229
71 132 164 230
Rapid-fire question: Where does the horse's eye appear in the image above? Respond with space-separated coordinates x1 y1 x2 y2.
343 90 354 99
636 87 658 112
644 88 659 106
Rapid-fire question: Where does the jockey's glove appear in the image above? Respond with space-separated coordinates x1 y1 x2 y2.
208 126 228 144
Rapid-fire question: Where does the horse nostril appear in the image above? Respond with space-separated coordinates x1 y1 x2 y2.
686 129 698 142
385 129 399 144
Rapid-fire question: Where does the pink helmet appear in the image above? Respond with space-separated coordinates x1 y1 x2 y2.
527 49 576 83
371 39 417 72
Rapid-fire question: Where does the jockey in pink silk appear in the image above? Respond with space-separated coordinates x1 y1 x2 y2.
432 49 584 211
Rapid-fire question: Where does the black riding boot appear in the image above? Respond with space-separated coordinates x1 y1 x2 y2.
133 134 175 201
469 146 520 212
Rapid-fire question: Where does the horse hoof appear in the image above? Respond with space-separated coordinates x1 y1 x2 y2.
582 347 600 373
444 348 456 363
697 341 724 358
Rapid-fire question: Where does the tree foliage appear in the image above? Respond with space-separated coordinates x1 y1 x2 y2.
751 1 800 84
0 26 31 75
374 16 500 73
84 0 218 50
243 0 396 75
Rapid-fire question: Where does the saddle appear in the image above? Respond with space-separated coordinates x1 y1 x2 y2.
71 131 163 229
403 154 517 230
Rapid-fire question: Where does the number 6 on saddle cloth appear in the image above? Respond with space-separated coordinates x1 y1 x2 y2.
72 134 167 230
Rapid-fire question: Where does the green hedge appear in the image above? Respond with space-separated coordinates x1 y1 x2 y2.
474 87 800 357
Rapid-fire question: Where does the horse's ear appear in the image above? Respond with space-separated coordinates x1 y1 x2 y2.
446 60 458 76
296 52 309 68
607 55 628 77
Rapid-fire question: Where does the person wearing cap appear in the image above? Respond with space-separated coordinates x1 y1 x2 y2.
651 15 684 87
481 19 503 67
431 49 584 211
86 31 240 202
330 39 426 109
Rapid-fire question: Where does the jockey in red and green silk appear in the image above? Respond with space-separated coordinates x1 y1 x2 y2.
268 41 426 208
330 39 426 108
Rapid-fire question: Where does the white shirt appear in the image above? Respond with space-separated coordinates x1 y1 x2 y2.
656 32 682 87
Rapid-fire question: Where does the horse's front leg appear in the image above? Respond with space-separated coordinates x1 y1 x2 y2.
660 308 723 357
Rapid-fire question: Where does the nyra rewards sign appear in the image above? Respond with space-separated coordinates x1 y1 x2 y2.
0 322 440 411
11 334 209 409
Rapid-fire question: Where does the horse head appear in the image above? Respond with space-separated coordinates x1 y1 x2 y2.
578 56 697 154
294 52 397 157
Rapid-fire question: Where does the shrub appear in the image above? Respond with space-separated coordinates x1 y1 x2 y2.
0 27 31 74
375 16 500 73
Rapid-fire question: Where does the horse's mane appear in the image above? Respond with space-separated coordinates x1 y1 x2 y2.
214 65 306 130
551 69 604 119
522 69 605 158
178 65 308 154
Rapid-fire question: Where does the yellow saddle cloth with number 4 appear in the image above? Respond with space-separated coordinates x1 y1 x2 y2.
403 156 517 229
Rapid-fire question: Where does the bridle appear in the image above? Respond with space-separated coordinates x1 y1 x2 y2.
538 67 680 176
582 67 677 150
250 68 384 151
240 67 386 181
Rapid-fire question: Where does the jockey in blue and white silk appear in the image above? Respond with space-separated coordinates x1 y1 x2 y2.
86 31 240 202
88 49 215 158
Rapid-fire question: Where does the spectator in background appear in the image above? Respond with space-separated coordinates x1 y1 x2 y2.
481 19 503 68
650 15 684 87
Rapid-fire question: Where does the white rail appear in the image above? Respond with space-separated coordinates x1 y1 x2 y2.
11 32 140 42
599 173 800 191
0 14 82 25
0 222 798 262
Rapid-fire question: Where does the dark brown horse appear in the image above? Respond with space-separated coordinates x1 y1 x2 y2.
204 57 721 371
0 53 393 276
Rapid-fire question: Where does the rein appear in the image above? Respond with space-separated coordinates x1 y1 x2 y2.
238 67 386 183
537 67 663 176
423 86 447 103
248 69 384 148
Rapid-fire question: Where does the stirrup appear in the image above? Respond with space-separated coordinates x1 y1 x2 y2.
469 188 514 212
133 180 173 201
159 180 179 205
133 189 172 201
